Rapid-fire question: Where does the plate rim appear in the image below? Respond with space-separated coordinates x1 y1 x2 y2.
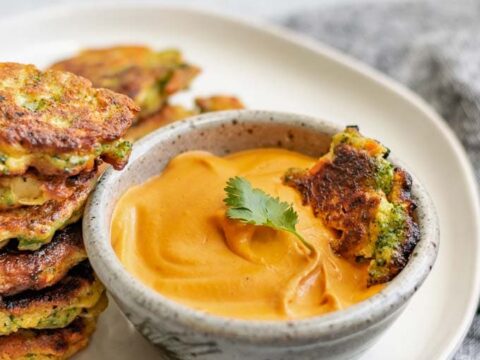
0 2 478 358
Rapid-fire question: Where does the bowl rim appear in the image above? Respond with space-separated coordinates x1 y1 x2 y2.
83 110 440 345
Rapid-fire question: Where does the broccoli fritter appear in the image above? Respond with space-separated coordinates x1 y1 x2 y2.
195 95 244 113
284 126 419 285
0 261 105 336
0 169 98 251
0 294 106 360
126 95 245 141
0 169 92 210
0 63 137 176
0 317 95 360
50 46 200 121
0 223 87 297
125 104 195 141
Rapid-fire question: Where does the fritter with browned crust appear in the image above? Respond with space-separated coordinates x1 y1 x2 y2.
0 261 105 336
0 293 107 360
195 95 244 113
0 63 137 176
50 46 199 121
0 170 92 210
126 95 245 141
0 169 98 251
284 126 419 285
0 317 95 360
0 223 87 297
125 104 195 141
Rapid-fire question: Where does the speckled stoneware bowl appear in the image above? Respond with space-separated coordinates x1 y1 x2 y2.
83 110 439 360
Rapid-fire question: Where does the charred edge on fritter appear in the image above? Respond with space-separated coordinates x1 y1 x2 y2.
0 223 87 297
380 168 420 282
1 261 95 311
0 168 98 250
0 261 104 336
0 315 97 360
284 127 420 285
0 62 138 154
0 168 94 210
50 47 200 121
0 63 136 177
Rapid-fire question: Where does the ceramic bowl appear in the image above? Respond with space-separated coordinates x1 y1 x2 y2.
83 110 439 360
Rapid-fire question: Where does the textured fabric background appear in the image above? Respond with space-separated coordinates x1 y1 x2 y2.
282 1 480 358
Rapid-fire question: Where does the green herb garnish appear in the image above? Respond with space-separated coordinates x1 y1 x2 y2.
223 176 313 253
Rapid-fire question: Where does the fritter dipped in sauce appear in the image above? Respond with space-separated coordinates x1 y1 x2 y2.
111 128 418 320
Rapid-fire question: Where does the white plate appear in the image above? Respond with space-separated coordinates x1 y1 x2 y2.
0 3 478 359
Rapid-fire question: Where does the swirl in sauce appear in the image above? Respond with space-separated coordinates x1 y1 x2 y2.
111 149 383 320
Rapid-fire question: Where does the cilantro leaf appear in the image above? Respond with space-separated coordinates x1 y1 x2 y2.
223 176 313 252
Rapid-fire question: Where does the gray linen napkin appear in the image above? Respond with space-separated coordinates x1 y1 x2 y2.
281 1 480 359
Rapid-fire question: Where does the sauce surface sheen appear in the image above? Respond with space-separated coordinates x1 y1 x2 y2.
111 149 382 320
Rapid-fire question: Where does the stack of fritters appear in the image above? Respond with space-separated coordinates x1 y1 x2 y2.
50 45 244 141
0 62 137 359
0 45 245 359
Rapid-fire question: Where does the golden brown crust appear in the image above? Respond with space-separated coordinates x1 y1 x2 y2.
0 63 137 154
126 95 245 141
164 65 200 99
0 169 98 250
125 104 195 141
285 127 420 285
0 223 87 297
27 173 74 202
0 170 89 210
0 315 96 360
0 262 95 314
0 261 105 336
195 95 244 113
286 144 380 258
50 46 199 120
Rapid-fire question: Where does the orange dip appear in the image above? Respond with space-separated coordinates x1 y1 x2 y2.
111 149 382 320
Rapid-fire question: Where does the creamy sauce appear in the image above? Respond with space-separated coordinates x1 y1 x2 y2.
111 149 383 320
